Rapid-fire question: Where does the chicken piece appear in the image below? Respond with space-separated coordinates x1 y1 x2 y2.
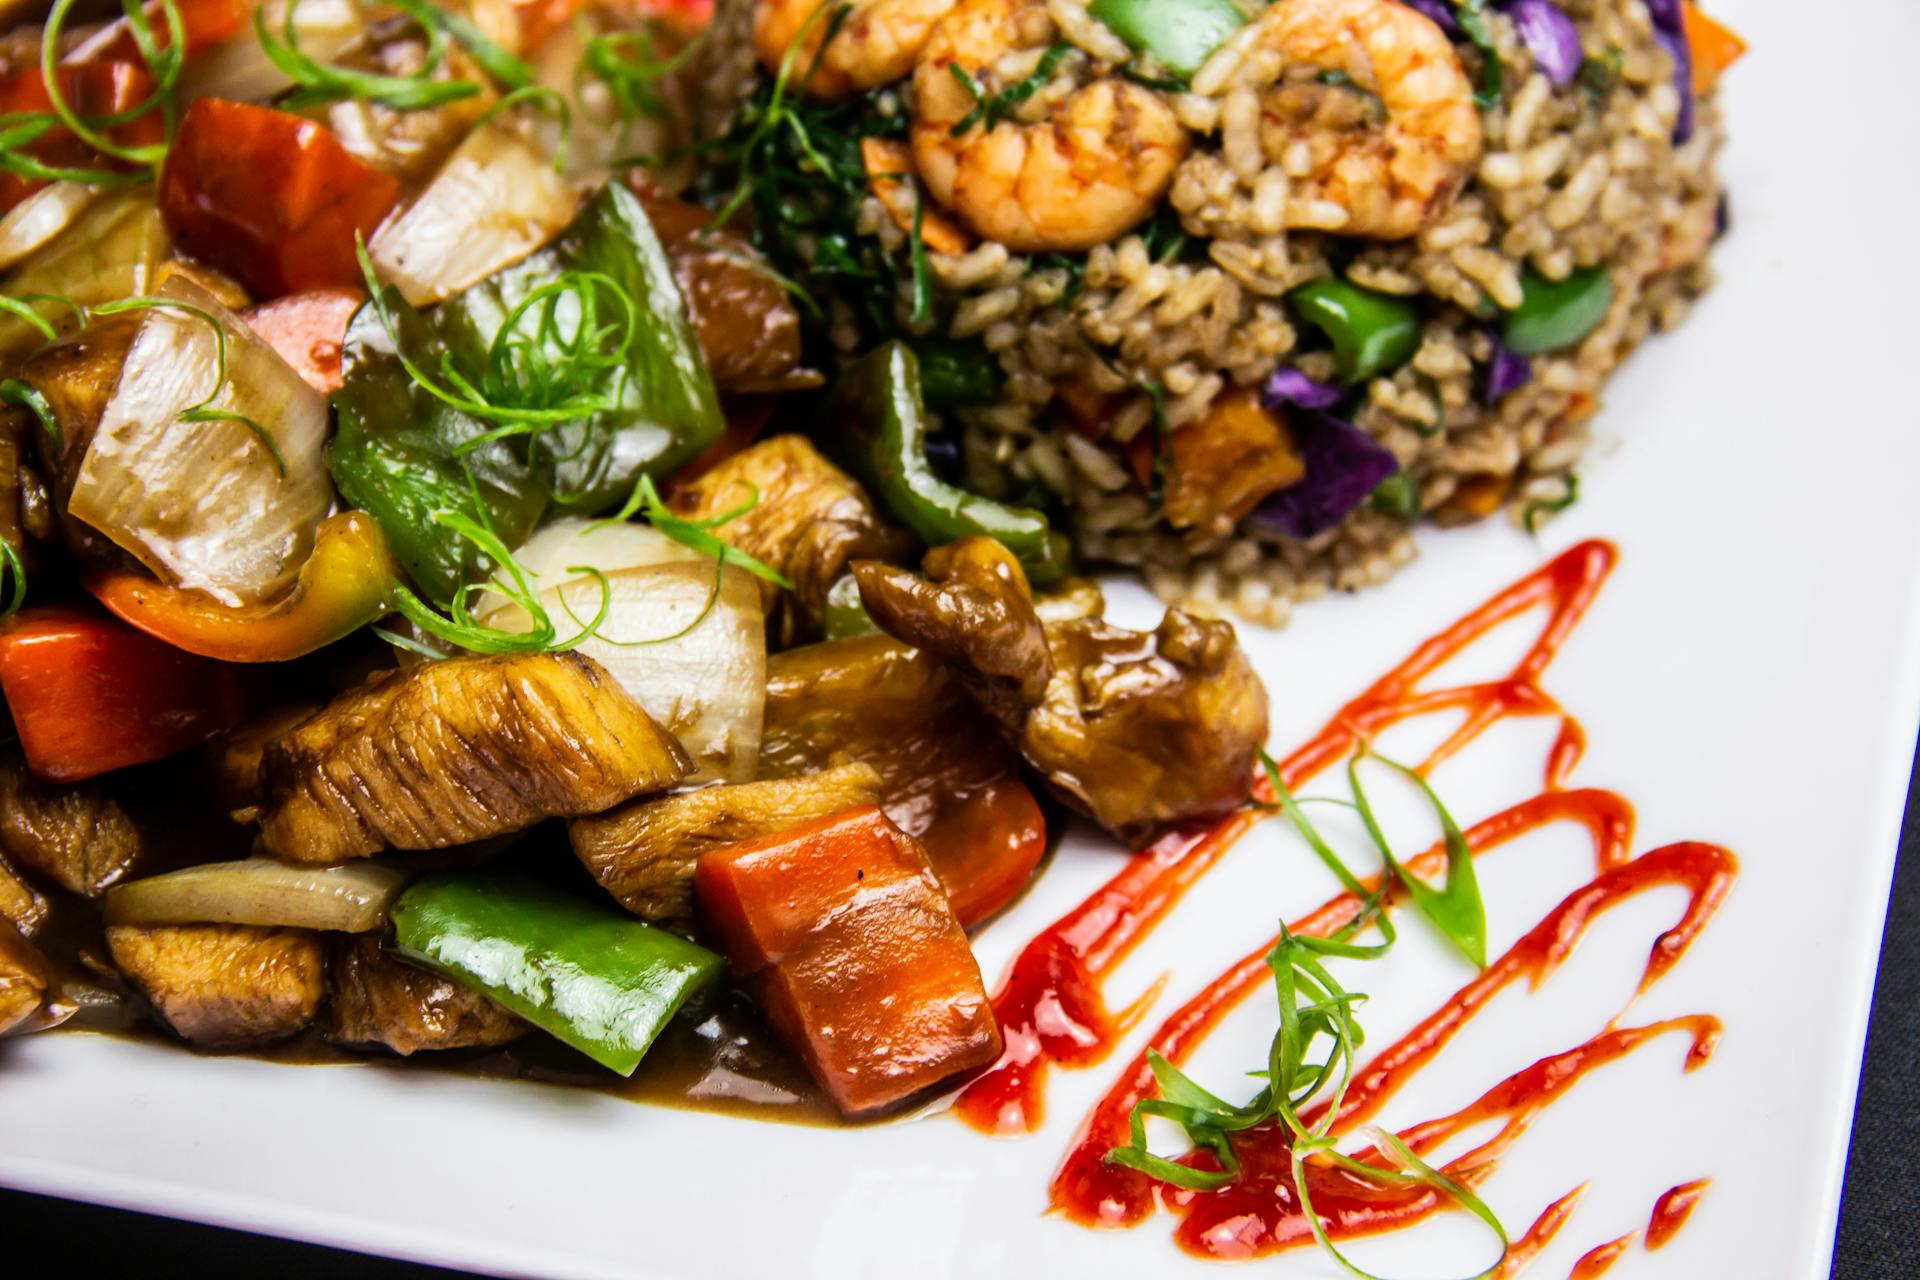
257 652 689 864
0 851 48 937
328 934 523 1056
846 537 1051 726
1033 576 1106 624
206 703 321 811
856 537 1270 846
570 762 883 931
0 760 144 896
633 188 819 396
759 635 1047 926
0 919 65 1037
669 436 916 643
106 922 324 1048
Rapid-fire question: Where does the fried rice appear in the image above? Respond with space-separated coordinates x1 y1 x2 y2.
693 0 1728 625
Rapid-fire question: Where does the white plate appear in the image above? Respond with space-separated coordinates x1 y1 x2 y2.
4 1 1916 1275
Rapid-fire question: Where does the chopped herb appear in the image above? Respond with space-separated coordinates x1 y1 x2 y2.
947 42 1072 138
1028 252 1086 304
1576 47 1623 104
595 473 793 589
258 0 489 111
1140 207 1197 265
908 186 933 326
0 537 24 617
0 379 57 444
1317 69 1356 88
356 239 638 453
1369 470 1421 519
578 25 703 126
1118 64 1185 92
1105 746 1508 1280
1522 473 1579 533
1456 0 1505 110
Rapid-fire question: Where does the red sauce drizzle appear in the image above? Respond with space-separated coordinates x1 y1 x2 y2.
1646 1179 1710 1249
954 541 1740 1266
1568 1234 1637 1279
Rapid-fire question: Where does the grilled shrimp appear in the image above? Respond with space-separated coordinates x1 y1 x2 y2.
754 0 957 100
911 0 1188 252
1245 0 1482 238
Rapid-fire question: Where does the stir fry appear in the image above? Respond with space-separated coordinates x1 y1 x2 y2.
0 0 1270 1119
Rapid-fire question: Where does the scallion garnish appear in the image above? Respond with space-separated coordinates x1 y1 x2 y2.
1106 746 1508 1280
355 240 638 452
40 0 184 170
593 473 793 589
257 0 533 111
1455 0 1505 110
0 537 24 617
947 42 1071 138
578 25 704 127
1522 472 1579 534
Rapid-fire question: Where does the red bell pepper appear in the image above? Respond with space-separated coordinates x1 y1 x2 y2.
87 511 399 664
695 805 1003 1115
0 605 250 782
158 99 402 300
241 288 365 394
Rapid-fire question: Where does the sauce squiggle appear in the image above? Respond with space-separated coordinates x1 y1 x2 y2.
957 541 1739 1269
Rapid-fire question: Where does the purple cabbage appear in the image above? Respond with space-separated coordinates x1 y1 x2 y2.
1506 0 1582 87
1484 335 1533 400
1262 368 1344 412
1644 0 1694 143
1400 0 1461 37
1251 411 1400 540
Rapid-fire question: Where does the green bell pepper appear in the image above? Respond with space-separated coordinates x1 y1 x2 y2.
1289 278 1425 385
829 342 1069 585
327 182 724 604
390 869 724 1076
912 338 1004 411
1501 267 1615 356
1369 470 1421 519
1088 0 1246 78
822 574 879 639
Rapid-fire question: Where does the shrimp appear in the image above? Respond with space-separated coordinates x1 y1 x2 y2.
753 0 958 100
910 0 1188 253
1245 0 1482 239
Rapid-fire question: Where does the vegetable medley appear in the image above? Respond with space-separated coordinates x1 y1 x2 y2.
0 0 1276 1118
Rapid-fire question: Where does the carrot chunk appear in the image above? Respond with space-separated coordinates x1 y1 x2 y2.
1682 3 1746 95
159 99 402 300
695 805 1003 1115
0 606 248 781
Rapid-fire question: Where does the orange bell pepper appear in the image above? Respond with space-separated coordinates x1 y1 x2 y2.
241 288 365 394
0 605 250 781
695 805 1003 1115
87 512 399 664
158 99 403 300
1682 3 1746 95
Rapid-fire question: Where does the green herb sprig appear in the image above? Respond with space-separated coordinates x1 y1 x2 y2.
356 240 638 455
260 0 531 111
578 25 704 128
593 472 792 589
1 0 187 186
1106 746 1507 1280
947 42 1071 137
0 538 25 617
1455 0 1505 110
1522 473 1579 534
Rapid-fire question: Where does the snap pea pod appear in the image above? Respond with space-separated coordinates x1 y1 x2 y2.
1501 267 1614 355
1288 278 1424 384
390 869 723 1076
1088 0 1246 78
829 342 1068 584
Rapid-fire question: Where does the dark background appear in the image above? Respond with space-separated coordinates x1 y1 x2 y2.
3 755 1916 1278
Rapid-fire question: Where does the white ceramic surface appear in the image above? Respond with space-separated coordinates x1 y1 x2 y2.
3 1 1916 1275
